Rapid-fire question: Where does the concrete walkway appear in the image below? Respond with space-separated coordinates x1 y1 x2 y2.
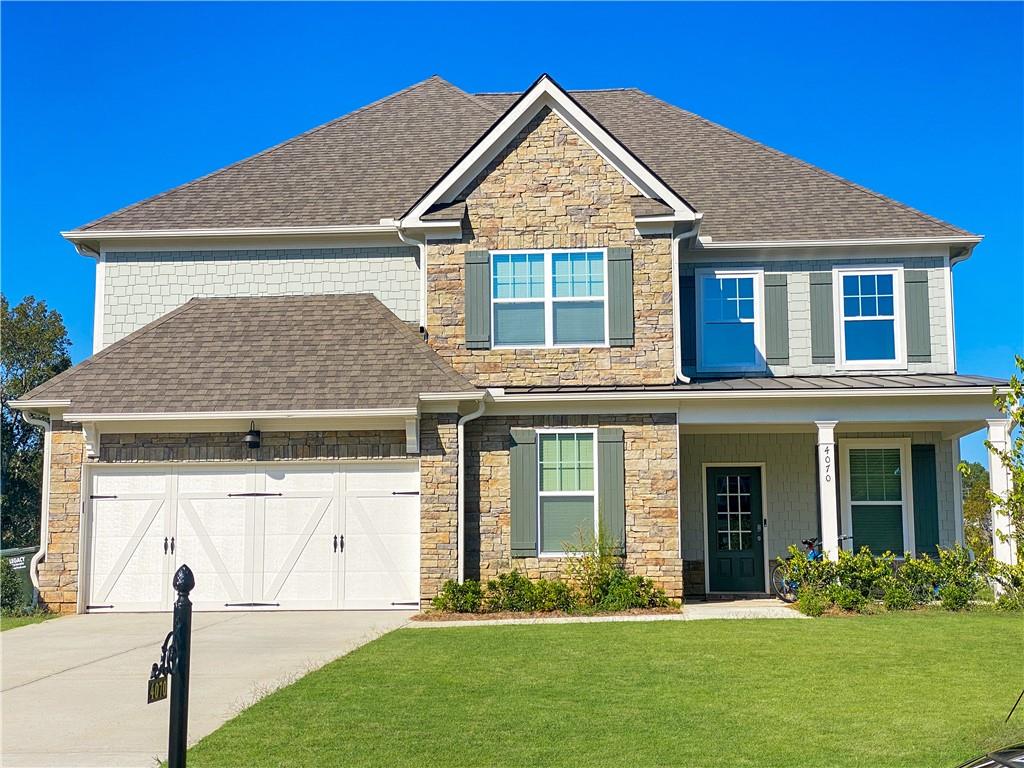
409 598 806 628
1 611 411 767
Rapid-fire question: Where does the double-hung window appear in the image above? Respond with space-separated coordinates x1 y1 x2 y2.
491 250 607 348
696 269 765 372
841 440 914 556
835 267 905 368
537 430 597 555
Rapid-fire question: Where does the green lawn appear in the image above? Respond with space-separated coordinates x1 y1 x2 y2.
189 611 1024 768
0 612 55 632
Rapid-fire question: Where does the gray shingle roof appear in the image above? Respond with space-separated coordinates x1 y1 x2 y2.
18 294 475 414
503 374 1005 395
73 76 974 243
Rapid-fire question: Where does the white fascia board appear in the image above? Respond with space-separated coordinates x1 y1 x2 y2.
402 75 696 227
8 399 72 411
63 407 419 422
418 390 489 402
62 223 397 245
697 236 982 250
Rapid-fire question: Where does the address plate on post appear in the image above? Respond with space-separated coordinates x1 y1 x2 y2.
148 673 168 704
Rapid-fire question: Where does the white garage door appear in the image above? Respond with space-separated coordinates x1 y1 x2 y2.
85 462 420 612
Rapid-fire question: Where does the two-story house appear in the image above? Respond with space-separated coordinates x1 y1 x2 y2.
13 74 1015 614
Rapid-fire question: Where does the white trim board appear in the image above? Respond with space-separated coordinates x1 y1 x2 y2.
402 74 696 228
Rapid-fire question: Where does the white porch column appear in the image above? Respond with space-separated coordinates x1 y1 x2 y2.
816 421 840 559
987 419 1018 566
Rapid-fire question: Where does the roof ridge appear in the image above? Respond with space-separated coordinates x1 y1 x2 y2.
75 76 446 232
630 89 973 239
433 77 501 117
22 299 201 400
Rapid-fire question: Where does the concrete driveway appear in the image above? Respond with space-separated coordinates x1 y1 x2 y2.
1 611 411 767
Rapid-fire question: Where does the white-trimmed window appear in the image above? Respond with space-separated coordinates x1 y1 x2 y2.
537 430 598 556
696 268 766 372
840 439 915 556
834 266 906 369
491 250 608 348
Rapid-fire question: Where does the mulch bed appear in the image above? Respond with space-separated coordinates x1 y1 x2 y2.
411 606 683 622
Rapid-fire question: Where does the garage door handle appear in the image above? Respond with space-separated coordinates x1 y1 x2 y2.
227 492 283 497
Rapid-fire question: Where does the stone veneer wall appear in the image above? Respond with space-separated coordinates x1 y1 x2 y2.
426 107 675 387
464 413 682 599
39 428 413 613
37 422 86 614
418 414 459 602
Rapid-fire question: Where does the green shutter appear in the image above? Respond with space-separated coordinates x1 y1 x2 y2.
607 247 634 347
765 273 790 366
510 428 538 557
464 250 491 349
905 270 932 363
597 427 626 556
810 272 835 364
911 444 940 557
680 275 697 367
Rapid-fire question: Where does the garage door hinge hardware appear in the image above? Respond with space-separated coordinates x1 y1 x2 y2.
227 492 284 497
90 494 118 500
391 491 420 496
224 602 281 607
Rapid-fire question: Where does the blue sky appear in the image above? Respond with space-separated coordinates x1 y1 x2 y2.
2 2 1021 463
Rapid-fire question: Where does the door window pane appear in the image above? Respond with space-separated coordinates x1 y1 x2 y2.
714 473 754 551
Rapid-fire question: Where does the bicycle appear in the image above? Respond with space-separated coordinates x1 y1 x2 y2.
771 535 852 603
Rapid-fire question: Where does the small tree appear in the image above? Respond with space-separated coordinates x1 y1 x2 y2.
1 295 72 548
960 461 991 559
963 355 1024 565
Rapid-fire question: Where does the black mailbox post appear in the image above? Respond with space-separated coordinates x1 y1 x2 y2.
149 564 195 768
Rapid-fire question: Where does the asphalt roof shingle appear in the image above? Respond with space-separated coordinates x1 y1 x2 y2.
73 77 973 243
19 294 475 413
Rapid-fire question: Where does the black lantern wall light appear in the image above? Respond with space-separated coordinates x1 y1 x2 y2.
242 421 261 451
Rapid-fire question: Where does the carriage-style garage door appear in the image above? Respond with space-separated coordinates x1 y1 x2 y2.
84 463 420 612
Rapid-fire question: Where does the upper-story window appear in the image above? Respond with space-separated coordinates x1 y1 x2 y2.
696 268 765 372
834 266 906 369
491 250 608 348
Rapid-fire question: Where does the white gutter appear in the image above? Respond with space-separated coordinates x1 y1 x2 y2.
457 400 487 583
672 219 702 384
20 412 51 592
697 236 983 250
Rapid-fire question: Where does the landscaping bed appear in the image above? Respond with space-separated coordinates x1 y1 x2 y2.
413 606 681 622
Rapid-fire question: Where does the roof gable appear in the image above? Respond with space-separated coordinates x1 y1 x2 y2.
402 74 696 228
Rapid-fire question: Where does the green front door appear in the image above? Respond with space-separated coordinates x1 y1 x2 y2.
706 466 765 593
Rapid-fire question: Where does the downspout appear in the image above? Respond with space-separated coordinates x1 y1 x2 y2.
396 227 428 332
457 399 486 583
20 411 52 592
672 219 702 384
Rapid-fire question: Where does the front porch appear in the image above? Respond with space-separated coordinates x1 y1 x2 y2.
678 414 1013 599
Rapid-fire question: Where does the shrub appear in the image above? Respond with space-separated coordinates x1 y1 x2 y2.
935 545 981 611
1 558 25 613
534 578 579 613
836 547 895 600
595 567 671 612
776 545 835 590
431 579 483 613
828 583 867 612
991 562 1024 611
484 571 540 612
795 585 831 617
882 578 914 611
897 554 939 604
564 528 623 606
